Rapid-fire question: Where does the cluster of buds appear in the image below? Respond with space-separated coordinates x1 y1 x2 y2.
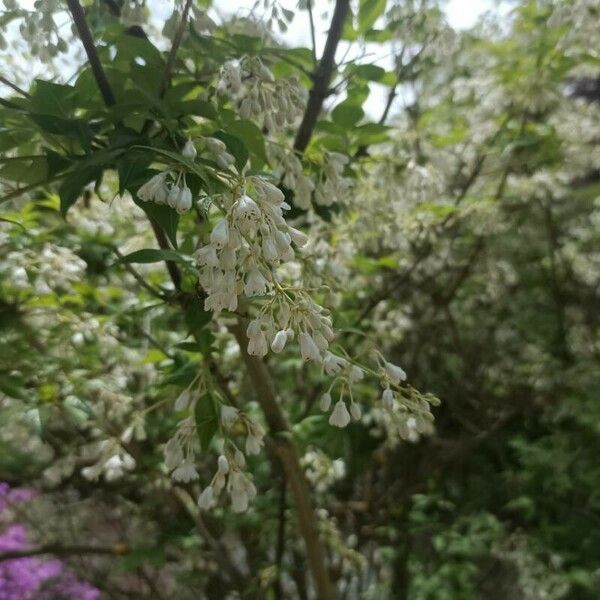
195 176 308 313
267 145 351 210
217 57 307 131
164 418 200 482
137 140 198 213
268 142 316 209
314 152 351 207
81 440 136 483
198 451 257 513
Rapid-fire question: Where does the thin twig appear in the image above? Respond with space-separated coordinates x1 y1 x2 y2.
159 0 194 99
0 75 30 98
112 247 168 301
0 543 130 562
306 0 318 65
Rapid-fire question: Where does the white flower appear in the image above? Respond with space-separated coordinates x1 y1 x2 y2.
256 180 284 204
288 226 308 247
350 402 362 421
234 449 246 468
182 139 197 159
244 268 268 296
231 489 249 513
195 245 219 268
217 455 229 475
198 486 214 510
137 173 167 202
210 218 230 248
176 186 192 213
385 361 407 384
172 460 199 482
270 329 288 353
329 400 351 428
175 389 191 411
245 433 263 455
164 437 184 470
382 387 395 410
349 365 364 383
247 331 268 357
323 351 347 375
205 137 227 154
299 332 322 362
234 195 261 222
221 405 239 428
319 392 332 412
168 184 181 209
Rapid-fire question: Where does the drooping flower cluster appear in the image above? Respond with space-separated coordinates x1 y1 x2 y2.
267 143 352 209
137 140 198 213
164 379 265 512
217 57 307 131
195 175 309 313
197 405 265 512
81 439 136 483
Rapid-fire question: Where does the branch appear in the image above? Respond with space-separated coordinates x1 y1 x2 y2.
294 0 350 153
172 487 246 587
307 0 317 65
66 0 116 107
231 321 335 600
0 75 30 98
159 0 194 98
274 474 288 600
0 543 130 563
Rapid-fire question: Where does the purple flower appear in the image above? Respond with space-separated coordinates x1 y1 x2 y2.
0 482 100 600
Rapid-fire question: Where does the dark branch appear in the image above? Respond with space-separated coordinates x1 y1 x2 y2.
0 543 130 563
294 0 350 153
66 0 116 107
0 75 31 98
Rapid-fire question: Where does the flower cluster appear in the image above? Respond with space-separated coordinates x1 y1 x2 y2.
217 57 307 131
267 144 351 210
137 140 198 213
81 439 136 483
1 244 86 295
195 175 308 313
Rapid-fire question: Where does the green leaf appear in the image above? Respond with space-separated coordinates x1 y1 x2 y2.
184 303 214 354
332 102 364 128
195 394 218 451
134 199 180 249
224 119 268 168
30 80 75 118
114 248 189 265
59 166 102 216
358 0 387 33
353 64 386 81
117 153 153 195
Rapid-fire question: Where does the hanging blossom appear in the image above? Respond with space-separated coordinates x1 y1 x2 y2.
164 374 265 513
217 57 307 132
267 142 351 209
136 129 438 512
137 139 197 213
